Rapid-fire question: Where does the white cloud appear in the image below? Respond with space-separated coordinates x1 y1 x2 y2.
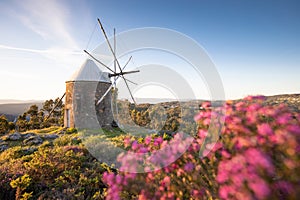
0 44 85 68
0 44 114 71
0 0 93 69
14 0 79 49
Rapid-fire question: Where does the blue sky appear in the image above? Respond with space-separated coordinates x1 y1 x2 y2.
0 0 299 100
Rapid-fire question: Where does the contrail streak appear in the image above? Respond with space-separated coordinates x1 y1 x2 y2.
0 44 83 55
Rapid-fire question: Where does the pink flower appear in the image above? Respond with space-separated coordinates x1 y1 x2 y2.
248 179 270 200
198 130 208 138
287 124 300 134
248 103 261 112
161 176 171 187
145 136 152 145
246 111 257 124
124 137 131 148
219 185 234 199
131 140 139 150
201 101 211 108
102 172 115 185
257 123 273 136
194 112 204 121
245 148 274 174
221 150 231 159
231 174 244 186
216 170 228 183
235 102 247 112
192 189 202 197
203 118 211 125
184 162 194 172
244 95 266 101
115 174 123 184
274 181 294 195
139 147 148 153
276 113 292 124
195 110 212 122
154 137 163 145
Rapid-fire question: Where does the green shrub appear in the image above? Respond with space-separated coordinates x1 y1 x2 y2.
10 174 32 200
0 115 9 134
66 127 77 134
53 134 81 146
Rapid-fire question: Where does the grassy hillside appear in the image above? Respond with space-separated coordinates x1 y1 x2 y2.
0 95 299 199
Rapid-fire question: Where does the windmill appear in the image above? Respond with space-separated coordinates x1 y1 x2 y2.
63 19 139 128
84 18 139 105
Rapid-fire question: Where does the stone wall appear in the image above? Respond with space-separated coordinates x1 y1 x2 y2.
64 82 75 128
95 82 114 128
64 81 114 129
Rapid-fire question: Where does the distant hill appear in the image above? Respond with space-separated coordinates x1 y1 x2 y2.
231 94 300 112
0 101 44 121
0 99 44 105
263 93 300 112
0 93 299 122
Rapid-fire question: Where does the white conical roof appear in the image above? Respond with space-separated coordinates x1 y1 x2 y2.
68 59 110 83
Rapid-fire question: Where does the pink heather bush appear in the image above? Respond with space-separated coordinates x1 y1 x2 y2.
103 96 300 199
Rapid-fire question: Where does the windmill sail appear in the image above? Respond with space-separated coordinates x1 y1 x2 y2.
97 18 138 104
83 19 140 105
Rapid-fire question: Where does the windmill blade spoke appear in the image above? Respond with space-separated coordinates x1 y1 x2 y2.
97 18 124 74
124 78 138 85
114 28 116 73
96 73 132 105
123 56 132 71
122 75 136 104
97 19 139 105
84 50 115 74
109 70 140 77
45 93 66 120
96 84 114 105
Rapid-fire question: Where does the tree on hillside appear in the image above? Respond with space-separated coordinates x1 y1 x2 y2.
42 98 64 127
41 98 64 127
27 104 40 130
8 121 15 131
52 97 64 125
42 99 54 116
13 97 65 132
16 113 28 132
0 115 9 134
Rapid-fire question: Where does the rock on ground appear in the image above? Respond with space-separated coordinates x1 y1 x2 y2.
23 136 43 145
7 132 22 140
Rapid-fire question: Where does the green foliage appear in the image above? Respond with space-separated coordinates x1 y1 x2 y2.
53 134 81 146
27 105 41 130
20 192 33 200
0 146 26 161
39 141 52 148
29 126 63 134
162 132 172 140
10 174 32 200
42 97 64 127
1 142 110 199
117 101 197 135
0 115 9 134
8 121 16 131
14 97 64 132
66 127 77 134
16 114 28 132
10 174 31 191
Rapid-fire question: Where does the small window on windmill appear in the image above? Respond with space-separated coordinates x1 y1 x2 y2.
75 93 82 112
66 109 70 127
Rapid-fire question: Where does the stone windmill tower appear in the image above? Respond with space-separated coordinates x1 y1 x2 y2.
64 59 114 128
